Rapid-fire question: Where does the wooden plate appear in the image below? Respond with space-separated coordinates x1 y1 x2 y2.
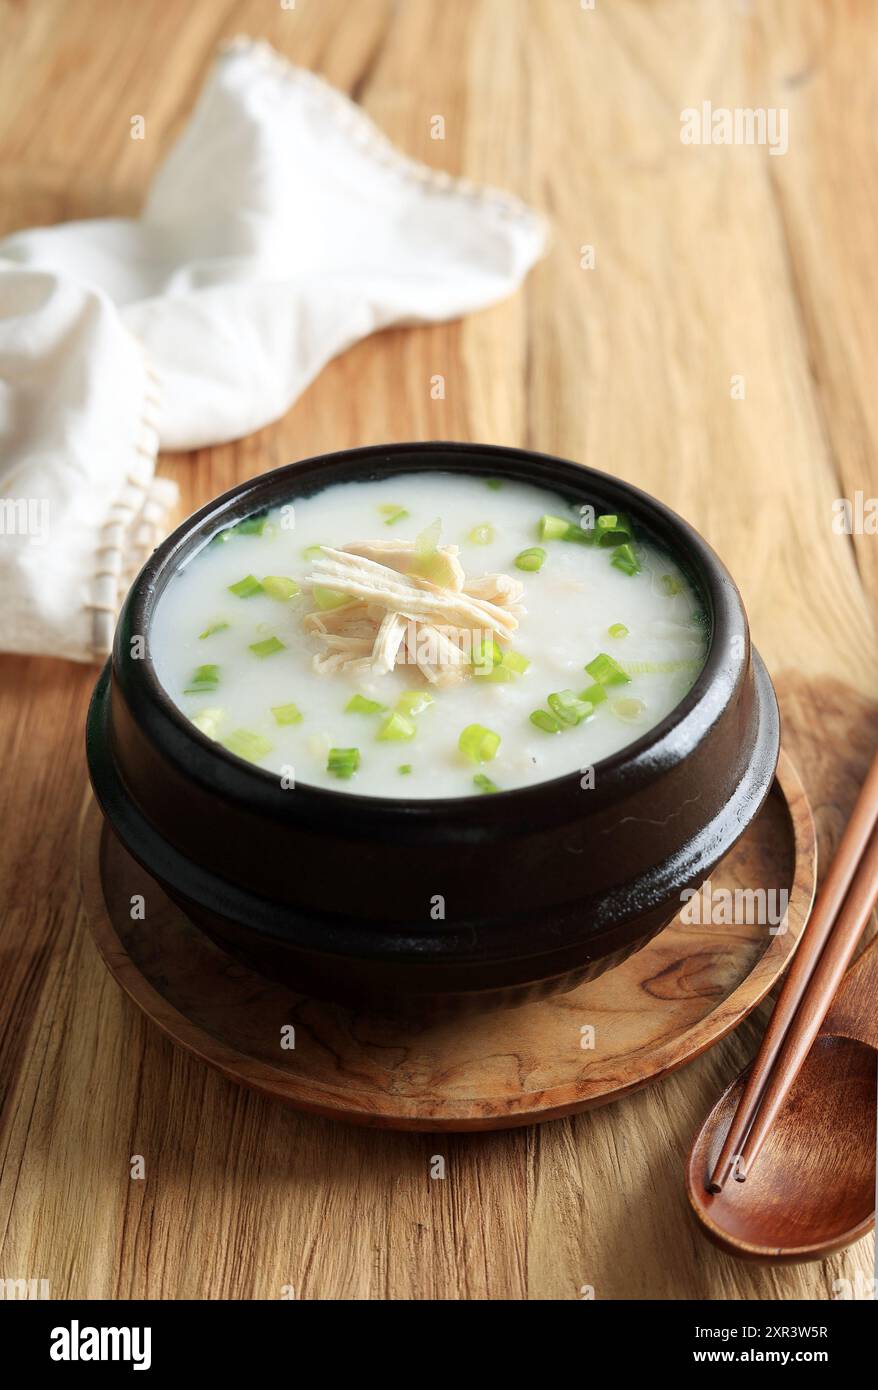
78 751 816 1131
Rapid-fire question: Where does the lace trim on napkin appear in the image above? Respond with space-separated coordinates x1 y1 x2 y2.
220 36 549 234
83 39 542 659
86 355 177 658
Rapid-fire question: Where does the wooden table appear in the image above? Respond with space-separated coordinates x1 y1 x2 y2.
1 0 876 1300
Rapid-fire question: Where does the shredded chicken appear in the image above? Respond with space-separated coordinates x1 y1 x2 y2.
370 611 408 675
344 540 465 592
464 572 525 607
403 622 469 687
312 636 374 675
302 536 526 681
309 548 518 636
304 603 375 639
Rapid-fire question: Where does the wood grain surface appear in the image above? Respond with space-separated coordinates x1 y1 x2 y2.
77 753 815 1130
687 937 878 1264
1 0 877 1300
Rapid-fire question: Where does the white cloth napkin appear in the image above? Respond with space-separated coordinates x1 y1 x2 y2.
0 37 545 662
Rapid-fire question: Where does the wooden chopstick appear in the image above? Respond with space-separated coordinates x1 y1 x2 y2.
708 747 878 1193
733 828 878 1179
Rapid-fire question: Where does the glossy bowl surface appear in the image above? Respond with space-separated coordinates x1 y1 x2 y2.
86 442 780 1015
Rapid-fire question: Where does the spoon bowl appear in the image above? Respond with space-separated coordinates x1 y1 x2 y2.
687 1033 876 1262
686 917 878 1267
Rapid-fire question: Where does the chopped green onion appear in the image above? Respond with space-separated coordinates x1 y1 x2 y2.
198 620 229 640
584 652 631 686
610 543 640 576
415 518 442 554
472 636 502 670
222 728 273 761
396 690 434 717
538 513 593 545
409 518 462 585
398 763 413 775
272 702 303 725
548 689 594 726
579 682 608 707
377 712 416 742
411 518 446 582
538 514 572 541
474 773 499 794
468 523 495 545
212 516 278 543
474 641 528 679
327 747 360 779
228 574 264 599
501 648 530 674
612 697 647 722
608 622 629 639
458 723 501 762
235 513 269 536
191 707 224 738
184 663 220 694
486 478 503 491
249 636 286 658
345 694 386 715
307 732 331 760
660 573 682 596
514 546 547 572
262 575 301 601
530 709 563 734
597 513 633 546
379 503 409 526
313 586 350 611
303 544 325 561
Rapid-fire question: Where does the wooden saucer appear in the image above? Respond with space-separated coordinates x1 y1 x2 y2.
79 750 816 1131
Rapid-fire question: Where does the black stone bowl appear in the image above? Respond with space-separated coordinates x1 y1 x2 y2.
86 442 780 1017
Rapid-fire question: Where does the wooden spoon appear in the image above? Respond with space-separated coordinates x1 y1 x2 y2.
686 935 878 1263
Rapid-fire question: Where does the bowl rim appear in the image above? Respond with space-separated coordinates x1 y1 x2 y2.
88 646 780 961
115 440 748 827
